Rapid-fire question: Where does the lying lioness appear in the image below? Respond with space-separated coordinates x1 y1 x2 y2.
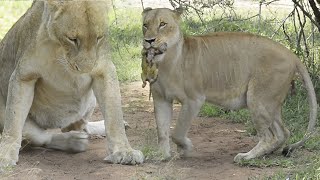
0 0 143 169
142 7 317 162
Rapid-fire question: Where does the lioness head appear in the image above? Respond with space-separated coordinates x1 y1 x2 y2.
45 0 108 73
142 7 183 63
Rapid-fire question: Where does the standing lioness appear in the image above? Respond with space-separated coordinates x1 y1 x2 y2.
0 0 143 168
142 7 317 162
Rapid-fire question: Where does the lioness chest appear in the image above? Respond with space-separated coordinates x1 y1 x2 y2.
28 56 96 129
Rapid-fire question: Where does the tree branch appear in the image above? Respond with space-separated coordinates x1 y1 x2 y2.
308 0 320 28
292 0 320 32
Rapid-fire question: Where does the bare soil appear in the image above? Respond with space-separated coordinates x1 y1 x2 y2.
2 82 285 180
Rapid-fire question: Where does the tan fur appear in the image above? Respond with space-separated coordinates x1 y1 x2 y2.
142 8 317 162
0 1 143 168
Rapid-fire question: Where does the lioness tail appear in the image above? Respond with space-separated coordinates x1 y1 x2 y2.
282 59 317 156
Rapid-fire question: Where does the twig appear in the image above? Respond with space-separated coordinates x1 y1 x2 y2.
141 0 144 10
264 0 280 6
282 23 292 45
292 6 301 53
296 6 309 58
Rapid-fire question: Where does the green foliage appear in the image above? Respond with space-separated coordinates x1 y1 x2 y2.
199 103 226 117
199 103 251 124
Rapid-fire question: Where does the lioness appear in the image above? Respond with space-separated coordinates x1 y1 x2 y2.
0 0 143 168
142 7 317 162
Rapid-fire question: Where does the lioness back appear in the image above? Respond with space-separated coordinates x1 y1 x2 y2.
182 32 297 102
0 2 42 102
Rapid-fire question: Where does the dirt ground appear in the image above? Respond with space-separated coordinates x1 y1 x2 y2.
2 82 285 180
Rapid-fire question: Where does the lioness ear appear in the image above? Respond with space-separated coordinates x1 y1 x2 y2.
47 0 64 7
174 6 184 16
142 7 153 14
45 0 65 19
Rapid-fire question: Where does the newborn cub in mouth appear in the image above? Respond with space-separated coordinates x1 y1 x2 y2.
141 43 167 88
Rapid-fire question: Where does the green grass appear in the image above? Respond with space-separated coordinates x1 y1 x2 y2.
108 8 143 82
108 8 144 82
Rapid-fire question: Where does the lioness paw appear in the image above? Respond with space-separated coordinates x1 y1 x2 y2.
47 132 89 153
233 152 255 163
0 141 20 172
104 149 144 165
66 132 89 152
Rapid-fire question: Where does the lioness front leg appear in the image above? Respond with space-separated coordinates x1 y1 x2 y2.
92 61 143 165
0 71 37 168
172 98 205 157
152 89 173 160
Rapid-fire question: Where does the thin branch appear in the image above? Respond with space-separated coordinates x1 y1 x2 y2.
258 1 263 33
271 9 294 38
111 0 118 25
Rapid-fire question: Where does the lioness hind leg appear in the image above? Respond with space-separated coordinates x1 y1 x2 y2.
23 120 88 152
234 82 287 162
270 110 290 152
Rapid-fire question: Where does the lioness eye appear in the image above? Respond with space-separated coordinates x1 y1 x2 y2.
97 36 104 44
67 37 79 46
159 22 167 28
143 23 148 29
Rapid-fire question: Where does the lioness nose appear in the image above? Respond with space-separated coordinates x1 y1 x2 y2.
145 38 156 44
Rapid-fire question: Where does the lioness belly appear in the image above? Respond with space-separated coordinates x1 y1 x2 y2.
206 93 247 110
204 83 248 110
